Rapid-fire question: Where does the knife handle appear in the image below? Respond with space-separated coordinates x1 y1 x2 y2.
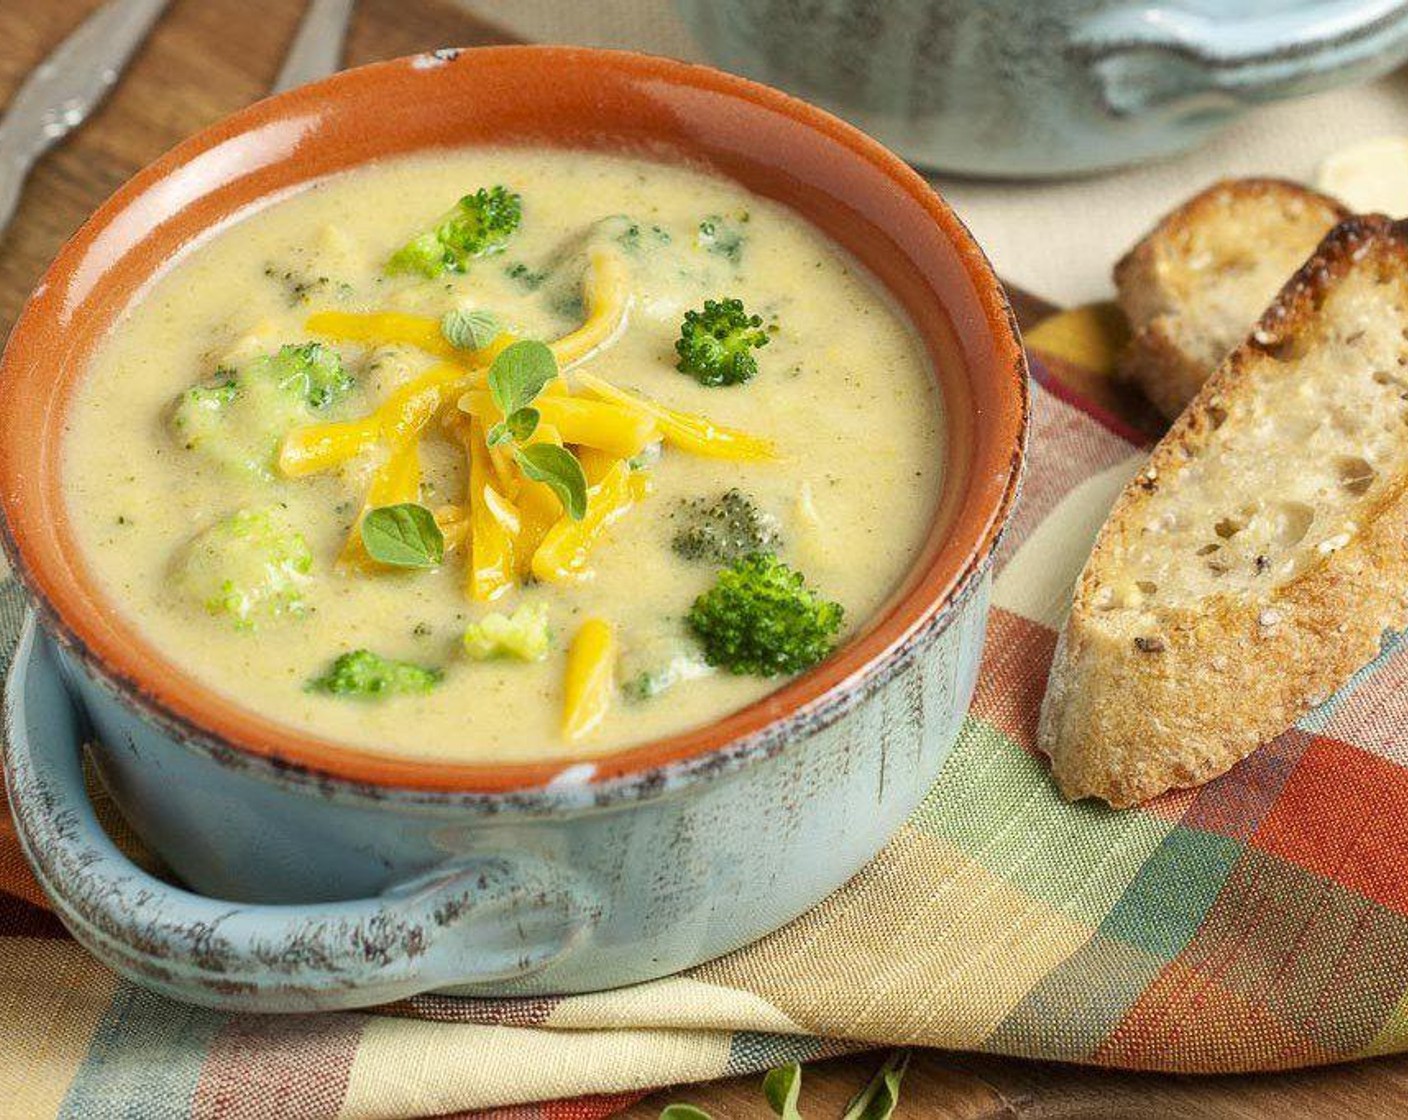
0 0 169 235
271 0 356 95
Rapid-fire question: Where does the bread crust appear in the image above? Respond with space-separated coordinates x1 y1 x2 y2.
1043 215 1408 808
1114 319 1211 422
1114 178 1349 421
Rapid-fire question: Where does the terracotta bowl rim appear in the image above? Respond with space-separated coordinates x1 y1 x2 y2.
0 45 1028 798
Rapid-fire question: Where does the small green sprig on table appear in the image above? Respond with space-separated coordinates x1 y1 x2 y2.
659 1051 911 1119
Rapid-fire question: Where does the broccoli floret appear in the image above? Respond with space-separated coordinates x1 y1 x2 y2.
672 489 782 565
387 186 522 277
618 630 713 701
696 212 747 264
171 508 312 629
463 601 552 662
687 553 843 677
169 371 240 448
675 298 769 387
168 373 304 477
182 370 240 410
252 341 352 409
168 343 350 476
307 649 444 697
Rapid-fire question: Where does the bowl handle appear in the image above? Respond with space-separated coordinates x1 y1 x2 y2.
3 615 598 1012
1070 1 1408 115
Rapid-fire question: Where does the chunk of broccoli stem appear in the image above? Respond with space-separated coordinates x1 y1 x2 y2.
463 601 552 662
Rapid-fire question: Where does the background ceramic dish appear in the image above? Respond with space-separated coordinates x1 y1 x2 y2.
676 0 1408 177
0 46 1026 1012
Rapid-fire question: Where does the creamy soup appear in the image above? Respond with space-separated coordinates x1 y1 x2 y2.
63 150 942 762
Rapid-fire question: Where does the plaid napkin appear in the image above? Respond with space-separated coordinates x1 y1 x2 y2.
7 322 1408 1118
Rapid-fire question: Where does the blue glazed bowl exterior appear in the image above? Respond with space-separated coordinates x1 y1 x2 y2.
6 574 991 1011
677 0 1408 177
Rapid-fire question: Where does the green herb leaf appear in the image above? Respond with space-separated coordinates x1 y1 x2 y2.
762 1062 803 1119
514 443 588 521
658 1107 714 1120
488 338 557 417
488 407 540 448
441 307 502 351
841 1050 910 1120
360 503 445 569
507 407 540 441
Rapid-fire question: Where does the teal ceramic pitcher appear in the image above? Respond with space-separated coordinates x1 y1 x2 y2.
676 0 1408 176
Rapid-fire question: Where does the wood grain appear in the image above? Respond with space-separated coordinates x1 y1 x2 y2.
3 3 1406 1117
626 1050 1408 1118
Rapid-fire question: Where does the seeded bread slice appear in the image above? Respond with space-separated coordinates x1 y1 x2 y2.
1041 215 1408 807
1115 178 1348 420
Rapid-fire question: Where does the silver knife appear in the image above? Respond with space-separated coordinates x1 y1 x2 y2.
272 0 356 95
0 0 170 239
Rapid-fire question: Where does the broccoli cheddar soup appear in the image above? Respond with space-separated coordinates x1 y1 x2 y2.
63 150 943 762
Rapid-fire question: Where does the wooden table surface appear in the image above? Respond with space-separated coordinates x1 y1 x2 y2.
4 3 1408 1116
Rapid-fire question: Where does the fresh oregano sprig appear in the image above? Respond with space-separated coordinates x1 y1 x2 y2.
486 338 557 445
360 502 445 569
657 1051 911 1120
477 339 588 520
841 1050 911 1120
763 1062 803 1118
515 442 588 520
441 307 502 351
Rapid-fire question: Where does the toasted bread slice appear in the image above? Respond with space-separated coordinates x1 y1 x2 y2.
1115 178 1348 420
1042 215 1408 807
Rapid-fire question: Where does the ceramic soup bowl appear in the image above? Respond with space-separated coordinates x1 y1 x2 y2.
0 47 1027 1012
